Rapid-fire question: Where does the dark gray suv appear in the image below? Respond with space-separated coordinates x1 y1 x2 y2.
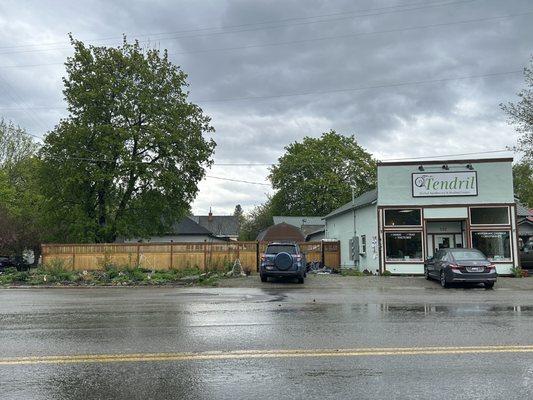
424 248 497 289
260 243 306 283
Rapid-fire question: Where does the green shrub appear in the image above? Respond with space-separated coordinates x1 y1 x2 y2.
511 266 524 278
382 270 392 276
0 274 14 284
341 269 364 277
4 267 17 275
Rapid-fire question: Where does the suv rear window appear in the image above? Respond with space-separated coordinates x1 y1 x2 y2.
266 245 297 254
451 250 487 261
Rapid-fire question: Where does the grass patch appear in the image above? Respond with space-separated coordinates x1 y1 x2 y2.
341 269 365 277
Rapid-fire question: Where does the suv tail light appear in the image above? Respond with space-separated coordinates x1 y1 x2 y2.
260 254 266 262
486 264 496 271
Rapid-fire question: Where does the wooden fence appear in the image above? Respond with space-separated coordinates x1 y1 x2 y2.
41 241 341 272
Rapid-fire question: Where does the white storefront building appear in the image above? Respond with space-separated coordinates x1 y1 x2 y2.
324 157 520 275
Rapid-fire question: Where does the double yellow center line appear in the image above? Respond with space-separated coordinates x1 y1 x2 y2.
1 345 532 366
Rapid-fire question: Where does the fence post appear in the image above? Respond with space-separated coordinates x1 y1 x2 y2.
170 242 173 270
203 243 207 271
136 244 140 267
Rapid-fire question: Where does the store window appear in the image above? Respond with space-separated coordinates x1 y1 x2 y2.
384 209 421 226
385 232 423 261
361 235 366 254
471 231 511 261
470 207 509 225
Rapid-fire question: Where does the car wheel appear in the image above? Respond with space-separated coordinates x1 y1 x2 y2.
440 270 449 288
485 282 495 289
424 266 430 280
297 277 304 284
260 274 267 283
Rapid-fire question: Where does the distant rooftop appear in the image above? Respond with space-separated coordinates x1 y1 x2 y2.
191 215 239 237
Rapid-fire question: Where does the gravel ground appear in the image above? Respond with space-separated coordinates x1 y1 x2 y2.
218 274 533 290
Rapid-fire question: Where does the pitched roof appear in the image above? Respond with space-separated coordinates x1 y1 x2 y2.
192 215 240 237
169 216 214 236
256 222 305 242
516 200 532 217
323 188 378 220
305 228 325 241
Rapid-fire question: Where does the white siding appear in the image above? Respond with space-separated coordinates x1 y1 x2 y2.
325 211 356 268
325 204 379 271
355 205 379 273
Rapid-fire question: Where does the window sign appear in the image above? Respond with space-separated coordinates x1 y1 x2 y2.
385 232 423 261
412 171 477 197
471 231 511 261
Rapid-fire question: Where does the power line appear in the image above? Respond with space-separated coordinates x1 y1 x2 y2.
210 149 511 166
0 0 482 56
1 9 529 69
0 72 48 137
0 69 523 111
0 0 470 51
197 69 523 103
379 149 513 162
205 175 270 186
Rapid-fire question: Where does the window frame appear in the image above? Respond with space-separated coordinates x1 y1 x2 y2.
469 206 510 226
361 235 366 254
470 229 512 262
384 231 424 262
383 208 423 228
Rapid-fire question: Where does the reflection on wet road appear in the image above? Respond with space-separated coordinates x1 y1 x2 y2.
1 287 533 399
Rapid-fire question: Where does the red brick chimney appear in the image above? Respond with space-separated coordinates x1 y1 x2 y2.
208 207 213 222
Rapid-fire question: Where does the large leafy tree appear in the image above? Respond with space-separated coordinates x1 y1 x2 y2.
239 200 275 241
269 130 376 216
513 161 533 207
39 37 215 243
0 121 43 260
0 118 38 171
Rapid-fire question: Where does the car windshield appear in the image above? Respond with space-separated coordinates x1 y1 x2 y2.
266 245 297 254
452 250 487 261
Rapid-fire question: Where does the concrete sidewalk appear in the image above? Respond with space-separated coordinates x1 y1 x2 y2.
218 274 533 290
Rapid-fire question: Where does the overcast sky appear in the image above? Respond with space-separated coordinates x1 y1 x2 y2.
0 0 531 215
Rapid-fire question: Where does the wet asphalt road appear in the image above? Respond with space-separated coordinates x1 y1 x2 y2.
1 282 533 399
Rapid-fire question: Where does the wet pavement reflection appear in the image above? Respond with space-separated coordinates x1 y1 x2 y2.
1 287 533 399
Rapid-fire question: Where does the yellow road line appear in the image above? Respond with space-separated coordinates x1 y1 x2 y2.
1 345 532 366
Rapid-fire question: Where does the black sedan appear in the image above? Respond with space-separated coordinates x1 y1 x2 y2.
424 248 497 289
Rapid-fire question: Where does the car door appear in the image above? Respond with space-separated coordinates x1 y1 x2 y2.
430 250 443 277
436 250 450 276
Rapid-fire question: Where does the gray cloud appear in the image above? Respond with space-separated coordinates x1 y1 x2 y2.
0 0 531 214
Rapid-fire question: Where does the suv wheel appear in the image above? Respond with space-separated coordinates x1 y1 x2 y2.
485 282 495 289
440 270 449 288
424 267 430 280
260 274 267 283
297 277 304 284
